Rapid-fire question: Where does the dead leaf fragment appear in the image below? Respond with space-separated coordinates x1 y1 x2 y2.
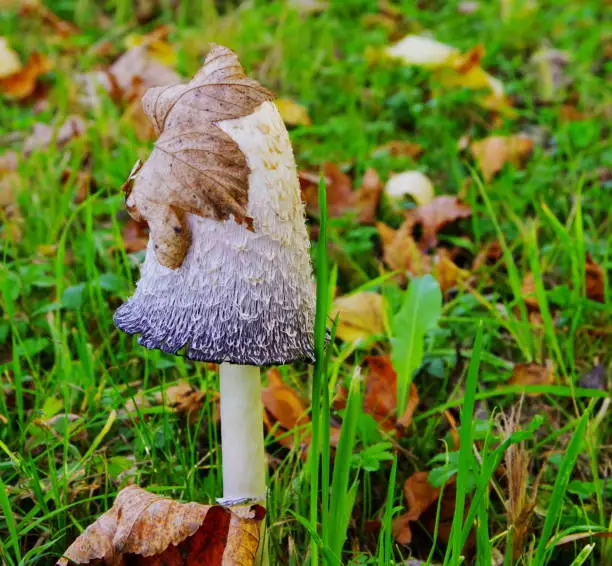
416 196 471 250
0 52 52 99
155 381 205 417
275 97 311 126
364 356 419 433
373 140 424 159
124 45 273 269
521 272 539 311
509 360 555 394
354 168 382 223
122 218 149 253
23 115 86 155
386 35 458 68
0 37 21 78
470 134 534 182
433 249 470 292
585 253 605 303
377 217 430 278
385 170 434 206
57 485 264 565
331 291 387 342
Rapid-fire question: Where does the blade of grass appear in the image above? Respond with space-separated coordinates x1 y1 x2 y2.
533 409 589 564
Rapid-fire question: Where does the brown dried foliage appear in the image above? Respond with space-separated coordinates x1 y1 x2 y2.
123 45 273 269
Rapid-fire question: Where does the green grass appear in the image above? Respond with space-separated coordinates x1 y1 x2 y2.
1 0 611 565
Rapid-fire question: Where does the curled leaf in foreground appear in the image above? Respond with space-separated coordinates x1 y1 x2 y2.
57 485 265 565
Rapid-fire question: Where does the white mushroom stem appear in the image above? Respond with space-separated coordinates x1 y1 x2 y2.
218 363 266 506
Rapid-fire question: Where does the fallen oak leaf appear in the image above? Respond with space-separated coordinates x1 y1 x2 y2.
57 485 265 565
470 134 534 182
364 356 419 434
330 291 388 343
0 51 52 99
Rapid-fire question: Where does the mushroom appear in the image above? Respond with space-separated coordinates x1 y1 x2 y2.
114 45 315 520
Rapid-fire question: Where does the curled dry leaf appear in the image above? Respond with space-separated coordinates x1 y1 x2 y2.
470 134 534 182
585 253 604 303
155 381 205 418
0 51 52 99
122 218 149 253
124 45 273 269
275 97 312 126
509 360 555 395
57 485 265 566
330 291 387 343
385 170 434 206
377 216 430 279
373 140 424 159
364 356 419 433
433 249 471 293
472 239 502 271
299 163 355 217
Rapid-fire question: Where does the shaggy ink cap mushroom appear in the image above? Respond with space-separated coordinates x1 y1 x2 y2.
114 45 315 366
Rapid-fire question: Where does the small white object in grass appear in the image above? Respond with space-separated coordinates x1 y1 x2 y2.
385 170 435 206
385 35 458 68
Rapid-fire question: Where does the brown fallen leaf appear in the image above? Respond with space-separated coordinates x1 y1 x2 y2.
392 471 441 544
521 272 539 311
155 381 205 420
585 253 605 303
470 134 534 182
433 248 470 292
23 115 86 155
415 196 472 250
123 45 273 269
299 163 355 217
330 291 387 342
373 140 424 159
262 368 311 450
472 239 502 271
57 485 265 566
275 97 312 126
354 168 382 224
377 216 430 278
509 360 555 394
0 52 52 99
364 356 419 433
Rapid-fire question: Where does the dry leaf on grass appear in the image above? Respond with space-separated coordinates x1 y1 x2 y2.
433 249 471 292
275 97 311 126
0 51 52 99
521 272 539 311
23 115 86 155
377 217 430 278
262 368 311 450
470 134 534 182
509 360 555 394
0 37 21 78
57 485 265 566
331 291 387 342
122 218 149 253
155 382 205 420
415 196 472 250
123 45 273 269
364 356 419 433
472 240 502 271
385 170 434 206
354 168 382 224
585 253 604 303
299 162 355 217
373 140 424 159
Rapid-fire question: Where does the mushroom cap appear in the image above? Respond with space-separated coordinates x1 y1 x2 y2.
114 49 315 365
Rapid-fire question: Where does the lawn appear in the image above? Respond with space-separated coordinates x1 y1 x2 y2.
0 1 610 565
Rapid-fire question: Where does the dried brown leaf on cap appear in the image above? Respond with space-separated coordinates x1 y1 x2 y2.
122 45 273 269
364 356 419 434
509 360 555 395
585 253 605 303
330 291 388 343
0 51 52 99
470 134 534 182
57 485 265 565
275 97 312 126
